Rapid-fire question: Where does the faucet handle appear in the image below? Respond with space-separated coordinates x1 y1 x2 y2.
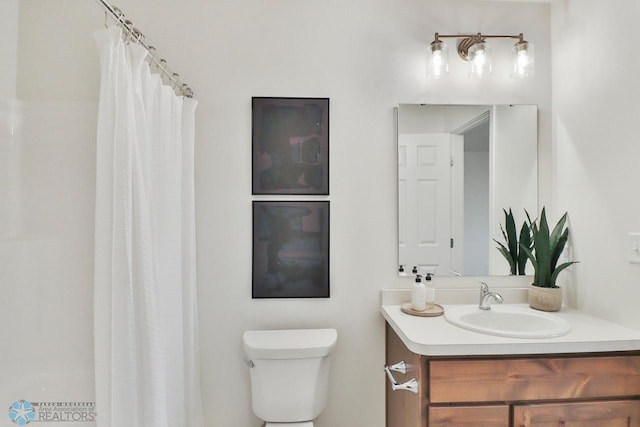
479 281 489 294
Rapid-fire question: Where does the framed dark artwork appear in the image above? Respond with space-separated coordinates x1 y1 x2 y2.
252 97 329 195
252 201 330 298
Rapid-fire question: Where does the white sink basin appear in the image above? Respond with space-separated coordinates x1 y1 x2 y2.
444 304 571 339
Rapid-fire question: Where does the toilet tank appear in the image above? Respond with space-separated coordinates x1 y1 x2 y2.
243 329 338 423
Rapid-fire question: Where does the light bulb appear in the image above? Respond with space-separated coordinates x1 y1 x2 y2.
468 41 491 79
512 41 535 78
427 40 448 79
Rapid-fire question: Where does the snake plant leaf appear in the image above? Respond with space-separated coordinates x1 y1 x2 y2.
525 209 535 224
550 260 579 287
549 212 569 255
535 207 552 286
550 228 569 272
505 209 518 264
519 244 539 282
494 209 520 275
495 241 517 275
499 224 510 250
526 209 538 235
517 220 531 275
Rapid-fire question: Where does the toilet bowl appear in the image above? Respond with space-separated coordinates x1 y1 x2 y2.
243 328 337 426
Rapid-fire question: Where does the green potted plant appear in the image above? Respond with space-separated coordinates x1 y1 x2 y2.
494 208 532 275
519 207 578 311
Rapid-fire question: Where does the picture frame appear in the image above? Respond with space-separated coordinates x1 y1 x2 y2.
252 201 330 298
252 97 329 195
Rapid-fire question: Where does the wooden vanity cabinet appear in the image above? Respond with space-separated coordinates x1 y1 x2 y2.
385 323 640 427
385 322 427 427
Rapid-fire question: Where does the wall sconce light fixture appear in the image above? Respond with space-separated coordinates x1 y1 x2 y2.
427 32 534 79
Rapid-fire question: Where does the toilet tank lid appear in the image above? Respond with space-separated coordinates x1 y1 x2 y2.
243 329 337 360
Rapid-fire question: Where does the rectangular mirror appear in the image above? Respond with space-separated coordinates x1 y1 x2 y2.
397 104 538 277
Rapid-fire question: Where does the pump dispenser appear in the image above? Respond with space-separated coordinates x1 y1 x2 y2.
398 265 407 277
424 273 436 309
411 275 426 311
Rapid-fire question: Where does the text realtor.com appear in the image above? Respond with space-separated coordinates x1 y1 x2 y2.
8 400 96 425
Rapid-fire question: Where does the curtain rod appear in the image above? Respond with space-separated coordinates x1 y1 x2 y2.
94 0 194 98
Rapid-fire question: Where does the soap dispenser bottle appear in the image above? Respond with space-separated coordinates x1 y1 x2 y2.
411 275 426 311
398 265 407 277
424 273 436 309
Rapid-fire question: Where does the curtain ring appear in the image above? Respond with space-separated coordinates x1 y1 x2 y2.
146 46 157 65
132 27 145 45
105 6 125 29
159 59 168 80
171 73 181 90
112 6 125 26
120 19 133 43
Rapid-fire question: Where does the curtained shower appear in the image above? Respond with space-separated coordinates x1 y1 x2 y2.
92 16 203 427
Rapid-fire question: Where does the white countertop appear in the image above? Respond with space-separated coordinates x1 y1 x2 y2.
381 303 640 356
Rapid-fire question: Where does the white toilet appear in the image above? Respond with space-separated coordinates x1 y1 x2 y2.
243 328 338 426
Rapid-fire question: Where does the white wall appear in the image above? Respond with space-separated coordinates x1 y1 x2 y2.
0 0 20 238
0 102 97 411
551 0 640 328
463 148 490 275
8 1 551 426
0 0 18 98
0 0 102 417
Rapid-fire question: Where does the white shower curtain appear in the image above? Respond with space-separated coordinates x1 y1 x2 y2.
93 27 203 427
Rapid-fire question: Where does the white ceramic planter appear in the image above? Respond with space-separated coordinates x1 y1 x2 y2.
528 284 562 312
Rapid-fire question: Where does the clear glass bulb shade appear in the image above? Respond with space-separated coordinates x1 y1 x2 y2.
512 41 535 78
468 41 491 79
427 41 448 79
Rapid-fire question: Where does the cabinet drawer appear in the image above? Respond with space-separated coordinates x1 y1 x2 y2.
513 400 640 427
429 405 509 427
430 356 640 403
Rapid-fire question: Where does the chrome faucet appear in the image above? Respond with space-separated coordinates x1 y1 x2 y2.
479 282 503 310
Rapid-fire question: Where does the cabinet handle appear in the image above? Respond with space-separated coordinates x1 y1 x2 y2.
386 361 407 374
384 361 419 394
